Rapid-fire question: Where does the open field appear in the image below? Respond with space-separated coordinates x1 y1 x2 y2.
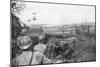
42 23 96 63
12 22 96 63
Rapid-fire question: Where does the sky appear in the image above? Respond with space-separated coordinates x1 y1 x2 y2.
15 1 95 27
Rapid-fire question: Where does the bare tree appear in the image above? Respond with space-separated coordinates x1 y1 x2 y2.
11 0 26 16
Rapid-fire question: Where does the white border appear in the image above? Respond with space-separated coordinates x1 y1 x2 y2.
0 0 99 67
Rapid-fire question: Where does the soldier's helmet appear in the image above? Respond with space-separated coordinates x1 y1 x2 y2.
17 36 32 49
38 34 45 42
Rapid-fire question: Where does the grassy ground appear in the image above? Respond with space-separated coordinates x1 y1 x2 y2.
44 30 96 63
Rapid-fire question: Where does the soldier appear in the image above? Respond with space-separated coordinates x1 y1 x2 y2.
12 35 52 66
34 34 46 53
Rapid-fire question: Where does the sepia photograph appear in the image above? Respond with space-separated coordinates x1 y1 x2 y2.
10 0 96 67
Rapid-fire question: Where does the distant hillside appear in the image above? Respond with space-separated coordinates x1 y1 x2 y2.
42 22 95 33
27 22 95 33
